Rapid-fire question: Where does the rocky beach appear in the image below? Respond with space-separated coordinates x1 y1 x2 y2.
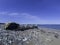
0 23 60 45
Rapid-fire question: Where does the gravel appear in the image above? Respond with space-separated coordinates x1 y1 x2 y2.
0 28 60 45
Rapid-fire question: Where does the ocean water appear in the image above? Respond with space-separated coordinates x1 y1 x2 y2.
39 24 60 30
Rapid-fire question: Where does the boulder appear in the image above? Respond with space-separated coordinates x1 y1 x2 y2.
4 22 20 30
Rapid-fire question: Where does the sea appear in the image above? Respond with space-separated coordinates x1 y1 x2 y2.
39 24 60 30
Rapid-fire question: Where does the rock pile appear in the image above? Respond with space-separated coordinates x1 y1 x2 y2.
4 22 38 31
0 23 60 45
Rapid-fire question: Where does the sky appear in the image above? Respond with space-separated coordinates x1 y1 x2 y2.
0 0 60 24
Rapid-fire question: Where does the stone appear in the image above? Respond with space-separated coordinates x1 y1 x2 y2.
4 22 20 31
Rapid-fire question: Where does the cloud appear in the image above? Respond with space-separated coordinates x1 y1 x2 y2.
0 11 40 20
1 11 59 24
0 12 42 24
0 12 8 15
7 12 40 20
8 13 19 16
3 12 58 24
21 13 40 19
8 12 42 24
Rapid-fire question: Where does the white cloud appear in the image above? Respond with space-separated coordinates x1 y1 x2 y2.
0 12 8 15
8 13 19 16
0 12 46 24
1 12 59 24
21 13 40 19
6 12 40 20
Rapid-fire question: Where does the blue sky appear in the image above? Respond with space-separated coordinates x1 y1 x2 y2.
0 0 60 24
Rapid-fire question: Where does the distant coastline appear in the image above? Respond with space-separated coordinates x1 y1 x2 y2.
39 24 60 30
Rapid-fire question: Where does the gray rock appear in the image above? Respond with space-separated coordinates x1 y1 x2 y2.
4 22 20 30
0 24 60 45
